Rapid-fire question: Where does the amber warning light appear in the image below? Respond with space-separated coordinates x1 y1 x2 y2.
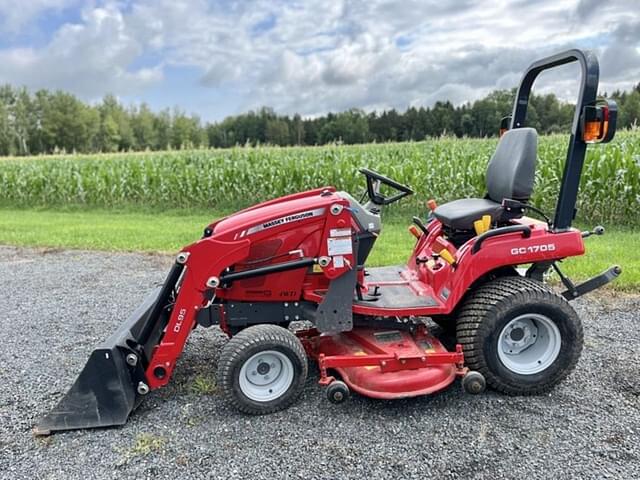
581 100 617 144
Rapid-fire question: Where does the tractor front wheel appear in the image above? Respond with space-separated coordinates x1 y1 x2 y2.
217 324 308 414
456 277 583 395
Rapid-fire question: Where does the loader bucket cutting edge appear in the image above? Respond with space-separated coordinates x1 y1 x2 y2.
34 287 164 435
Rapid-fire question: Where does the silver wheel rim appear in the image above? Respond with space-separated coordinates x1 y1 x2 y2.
238 350 294 402
497 313 561 375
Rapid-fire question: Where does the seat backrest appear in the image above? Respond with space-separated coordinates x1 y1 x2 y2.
486 127 538 203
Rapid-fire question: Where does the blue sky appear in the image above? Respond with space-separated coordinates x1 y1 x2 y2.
0 0 638 122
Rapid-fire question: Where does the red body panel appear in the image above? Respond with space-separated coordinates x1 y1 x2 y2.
212 191 334 241
210 188 353 300
346 217 584 317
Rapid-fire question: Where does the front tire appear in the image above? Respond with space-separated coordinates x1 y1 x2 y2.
456 277 583 395
217 324 308 414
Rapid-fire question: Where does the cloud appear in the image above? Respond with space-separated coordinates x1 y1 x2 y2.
0 0 638 119
0 4 162 98
0 0 79 33
573 0 604 21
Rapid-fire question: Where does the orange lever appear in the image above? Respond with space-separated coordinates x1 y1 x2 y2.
408 225 421 239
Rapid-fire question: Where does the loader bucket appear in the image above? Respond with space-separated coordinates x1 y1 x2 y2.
34 287 163 435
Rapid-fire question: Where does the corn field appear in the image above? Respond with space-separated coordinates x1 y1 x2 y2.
1 131 639 224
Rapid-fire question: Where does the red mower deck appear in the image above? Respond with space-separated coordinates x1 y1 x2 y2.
303 327 464 400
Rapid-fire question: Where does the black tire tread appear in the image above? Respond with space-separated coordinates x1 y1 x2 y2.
456 276 583 395
217 324 308 414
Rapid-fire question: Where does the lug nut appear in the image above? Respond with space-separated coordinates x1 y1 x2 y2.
125 353 138 366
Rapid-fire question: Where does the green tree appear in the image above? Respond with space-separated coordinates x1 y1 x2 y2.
100 115 121 152
100 94 134 151
0 100 11 155
171 110 204 149
291 114 304 145
132 103 159 150
265 118 290 145
620 90 640 128
319 109 370 144
154 109 172 150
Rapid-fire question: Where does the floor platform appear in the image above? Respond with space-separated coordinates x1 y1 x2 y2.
356 266 438 309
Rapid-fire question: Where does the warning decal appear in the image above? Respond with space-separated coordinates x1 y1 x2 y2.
327 237 352 256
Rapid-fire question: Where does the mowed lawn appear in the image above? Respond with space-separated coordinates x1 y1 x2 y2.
0 207 638 291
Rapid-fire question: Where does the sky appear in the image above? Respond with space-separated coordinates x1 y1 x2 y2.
0 0 638 122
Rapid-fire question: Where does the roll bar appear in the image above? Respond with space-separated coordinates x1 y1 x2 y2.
509 49 609 231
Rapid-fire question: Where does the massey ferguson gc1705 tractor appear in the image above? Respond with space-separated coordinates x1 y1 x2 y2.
36 49 621 434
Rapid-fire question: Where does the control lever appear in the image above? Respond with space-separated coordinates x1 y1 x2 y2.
502 198 552 225
581 225 605 238
412 216 428 235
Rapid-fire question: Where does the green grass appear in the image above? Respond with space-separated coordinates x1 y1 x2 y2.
0 207 214 252
1 207 638 291
189 375 217 395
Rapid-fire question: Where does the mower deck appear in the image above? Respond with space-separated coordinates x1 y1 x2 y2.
300 326 466 400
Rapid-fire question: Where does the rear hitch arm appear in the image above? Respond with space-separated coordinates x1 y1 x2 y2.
559 264 622 300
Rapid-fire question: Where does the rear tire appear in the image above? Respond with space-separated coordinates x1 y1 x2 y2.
456 277 583 395
217 324 308 414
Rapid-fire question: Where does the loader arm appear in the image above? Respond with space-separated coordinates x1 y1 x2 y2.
144 238 252 389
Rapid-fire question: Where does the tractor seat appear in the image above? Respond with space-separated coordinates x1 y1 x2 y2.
433 198 503 230
433 128 538 231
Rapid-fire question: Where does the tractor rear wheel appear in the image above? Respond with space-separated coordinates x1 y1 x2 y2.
456 277 583 395
217 324 308 414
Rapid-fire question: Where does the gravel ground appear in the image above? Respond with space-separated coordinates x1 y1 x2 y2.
0 245 638 480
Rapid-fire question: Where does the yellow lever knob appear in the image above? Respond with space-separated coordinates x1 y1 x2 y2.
439 249 456 265
474 215 492 235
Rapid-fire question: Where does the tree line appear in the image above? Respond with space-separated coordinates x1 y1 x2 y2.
0 84 638 156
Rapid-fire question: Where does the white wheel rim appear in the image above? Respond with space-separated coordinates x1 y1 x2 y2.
497 313 561 375
238 350 294 402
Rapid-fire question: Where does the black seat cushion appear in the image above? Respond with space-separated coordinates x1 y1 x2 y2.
431 128 538 230
432 198 503 230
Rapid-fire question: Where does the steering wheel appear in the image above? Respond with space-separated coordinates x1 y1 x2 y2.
359 168 414 206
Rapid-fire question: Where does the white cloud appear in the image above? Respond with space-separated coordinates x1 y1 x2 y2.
0 0 79 33
0 4 162 98
0 0 638 118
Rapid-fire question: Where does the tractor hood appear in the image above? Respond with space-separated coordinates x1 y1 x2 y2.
210 187 341 241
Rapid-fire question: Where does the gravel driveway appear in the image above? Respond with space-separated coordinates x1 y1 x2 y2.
1 246 638 479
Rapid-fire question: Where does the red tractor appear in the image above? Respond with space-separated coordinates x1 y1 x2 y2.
36 49 620 434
